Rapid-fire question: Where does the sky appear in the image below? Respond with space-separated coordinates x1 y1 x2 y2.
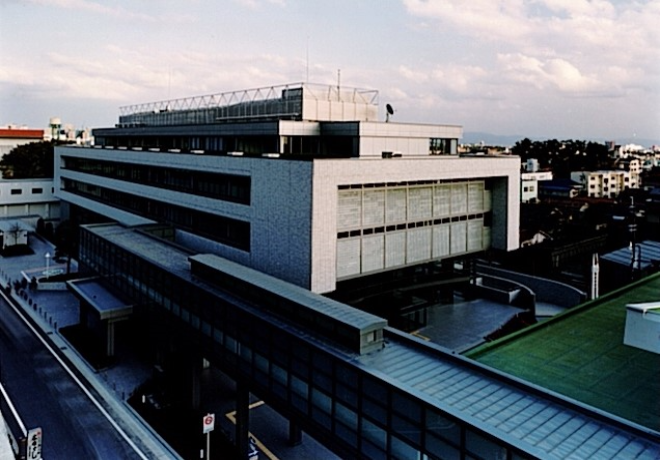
1 0 659 143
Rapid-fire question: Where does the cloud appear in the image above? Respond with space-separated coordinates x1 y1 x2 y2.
497 53 610 95
402 0 531 42
401 0 660 98
0 44 306 106
26 0 157 21
232 0 286 10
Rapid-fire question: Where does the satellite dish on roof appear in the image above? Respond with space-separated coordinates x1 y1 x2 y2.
386 103 395 122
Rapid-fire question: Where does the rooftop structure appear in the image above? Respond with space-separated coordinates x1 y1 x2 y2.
95 83 461 158
118 82 379 126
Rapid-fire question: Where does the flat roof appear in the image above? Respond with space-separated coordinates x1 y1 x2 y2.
601 240 660 271
190 253 387 333
467 273 660 432
83 223 193 279
68 278 133 320
0 128 43 139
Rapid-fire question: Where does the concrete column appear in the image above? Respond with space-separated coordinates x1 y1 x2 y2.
189 359 201 410
106 320 115 358
236 385 250 459
289 420 302 446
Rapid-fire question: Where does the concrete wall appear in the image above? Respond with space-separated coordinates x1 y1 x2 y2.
56 147 520 294
0 179 59 219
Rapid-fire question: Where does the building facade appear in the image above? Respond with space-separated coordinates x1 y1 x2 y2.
572 170 640 199
0 178 59 221
56 83 520 293
521 170 553 203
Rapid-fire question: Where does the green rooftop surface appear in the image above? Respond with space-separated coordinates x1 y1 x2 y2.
467 273 660 432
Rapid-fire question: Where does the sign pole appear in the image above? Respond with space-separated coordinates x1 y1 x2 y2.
202 413 215 460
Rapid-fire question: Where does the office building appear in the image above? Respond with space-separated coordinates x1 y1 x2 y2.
50 83 660 458
56 83 520 294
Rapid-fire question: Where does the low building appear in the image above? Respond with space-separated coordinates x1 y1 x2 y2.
538 178 582 199
0 178 59 222
521 170 553 203
0 126 45 167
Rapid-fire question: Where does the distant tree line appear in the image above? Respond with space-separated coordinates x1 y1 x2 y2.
0 140 72 179
511 138 611 178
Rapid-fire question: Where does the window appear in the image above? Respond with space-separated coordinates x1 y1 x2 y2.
32 188 43 194
10 189 22 195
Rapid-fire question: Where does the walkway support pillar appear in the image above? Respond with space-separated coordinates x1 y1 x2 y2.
289 420 302 446
236 385 250 458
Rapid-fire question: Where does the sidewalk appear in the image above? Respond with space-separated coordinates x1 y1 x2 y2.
0 234 180 460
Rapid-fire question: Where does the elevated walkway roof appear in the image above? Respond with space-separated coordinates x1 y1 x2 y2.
364 330 660 459
82 223 660 458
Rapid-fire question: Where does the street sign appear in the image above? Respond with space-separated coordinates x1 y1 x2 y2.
26 427 42 460
202 413 215 434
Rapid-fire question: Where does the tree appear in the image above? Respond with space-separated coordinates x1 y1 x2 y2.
0 140 66 179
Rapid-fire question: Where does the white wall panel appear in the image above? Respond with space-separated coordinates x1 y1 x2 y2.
468 182 484 213
467 219 484 252
451 221 467 254
337 238 361 278
386 189 407 223
361 234 384 273
451 183 467 215
407 227 431 263
408 186 432 221
433 185 451 218
385 231 406 268
362 189 385 226
337 190 362 230
433 224 450 257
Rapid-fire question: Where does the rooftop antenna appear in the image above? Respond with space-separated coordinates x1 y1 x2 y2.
306 36 309 83
337 69 341 100
386 103 394 122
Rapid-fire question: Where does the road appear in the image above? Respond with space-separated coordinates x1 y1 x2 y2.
0 295 144 460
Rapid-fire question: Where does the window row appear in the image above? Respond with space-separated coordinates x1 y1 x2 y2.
66 179 250 251
4 187 46 195
62 156 251 205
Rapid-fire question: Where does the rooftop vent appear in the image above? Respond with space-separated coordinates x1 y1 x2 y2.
624 302 660 354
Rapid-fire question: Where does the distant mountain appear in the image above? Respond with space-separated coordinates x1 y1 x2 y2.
462 132 524 147
463 132 660 148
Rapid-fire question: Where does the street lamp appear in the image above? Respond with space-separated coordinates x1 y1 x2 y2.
45 252 51 280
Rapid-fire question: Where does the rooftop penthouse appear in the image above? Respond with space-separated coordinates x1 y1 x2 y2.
95 82 462 158
118 82 380 127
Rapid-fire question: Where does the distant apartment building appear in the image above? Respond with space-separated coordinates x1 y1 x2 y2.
572 170 640 198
